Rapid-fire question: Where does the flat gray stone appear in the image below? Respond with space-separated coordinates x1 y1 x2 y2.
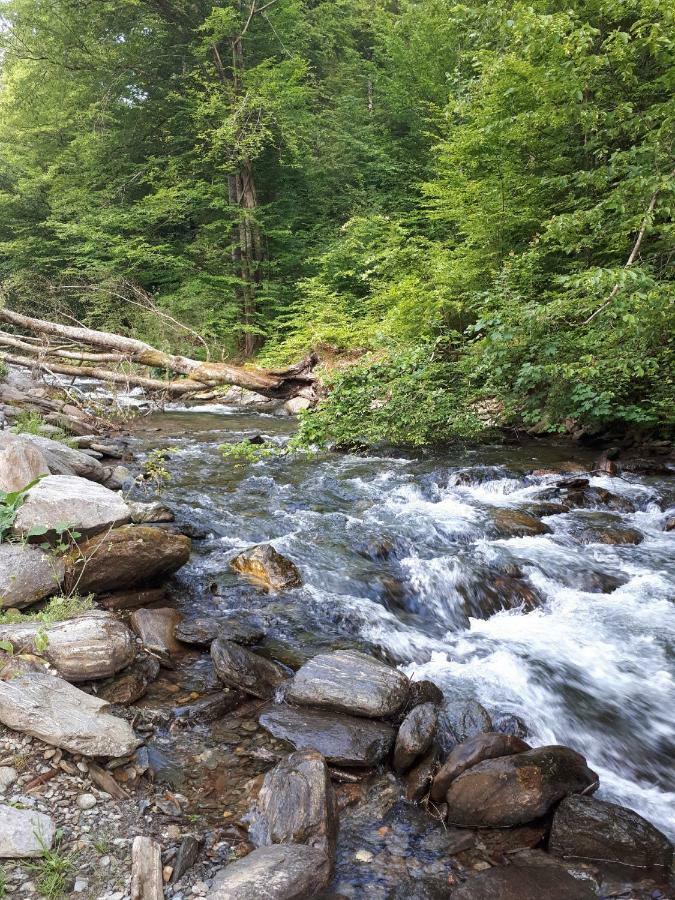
0 543 64 609
0 804 55 858
206 845 331 899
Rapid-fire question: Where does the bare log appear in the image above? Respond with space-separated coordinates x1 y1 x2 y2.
0 308 315 397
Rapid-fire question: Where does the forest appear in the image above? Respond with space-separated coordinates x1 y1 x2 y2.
0 0 673 446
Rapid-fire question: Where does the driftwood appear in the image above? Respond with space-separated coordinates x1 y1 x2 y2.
0 308 317 399
131 835 164 900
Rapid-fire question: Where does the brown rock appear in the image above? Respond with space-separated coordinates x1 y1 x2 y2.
230 544 302 591
431 732 531 802
130 608 183 660
579 524 643 545
393 702 438 773
445 745 598 827
211 638 287 699
97 654 161 705
449 864 597 899
98 587 168 611
65 525 190 594
492 509 552 538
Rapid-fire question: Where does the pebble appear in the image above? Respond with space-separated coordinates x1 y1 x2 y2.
77 793 97 810
355 849 374 863
73 878 89 893
191 883 209 895
0 766 18 792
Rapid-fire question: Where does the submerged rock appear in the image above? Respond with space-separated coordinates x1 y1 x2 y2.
64 525 190 594
0 543 64 609
206 844 331 900
0 804 55 858
492 509 552 538
285 649 409 719
0 671 141 756
211 638 287 699
175 615 265 648
12 474 131 539
252 749 339 862
460 573 542 619
431 732 530 802
230 544 302 591
444 745 598 827
393 702 438 774
549 795 673 881
259 704 395 767
0 433 49 492
449 864 597 899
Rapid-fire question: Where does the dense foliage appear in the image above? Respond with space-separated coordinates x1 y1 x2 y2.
0 0 673 444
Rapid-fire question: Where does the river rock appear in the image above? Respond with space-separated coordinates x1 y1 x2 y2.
444 745 598 827
175 615 265 648
230 544 302 591
212 638 287 699
0 433 49 492
449 864 597 899
0 611 136 682
253 749 339 861
0 543 64 608
393 702 438 773
64 525 190 594
664 516 675 532
0 804 55 858
437 699 493 754
0 671 141 756
579 524 644 545
259 704 395 767
18 433 107 482
407 679 444 709
98 586 167 611
12 474 131 539
285 649 409 719
493 713 528 739
126 500 175 524
492 509 552 538
549 795 673 880
561 485 636 513
206 844 331 900
97 653 161 705
130 607 183 659
405 745 440 802
431 732 531 802
461 573 542 619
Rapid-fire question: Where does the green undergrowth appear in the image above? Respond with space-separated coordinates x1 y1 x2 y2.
0 593 94 628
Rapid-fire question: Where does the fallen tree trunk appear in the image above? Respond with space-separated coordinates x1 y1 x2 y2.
0 308 316 398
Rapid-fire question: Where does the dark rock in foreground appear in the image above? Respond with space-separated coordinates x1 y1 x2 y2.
393 702 438 774
550 795 673 881
492 508 552 538
212 638 287 699
175 615 265 648
431 732 530 802
445 745 598 827
259 704 395 767
449 864 597 899
437 699 492 753
206 844 331 899
285 649 409 719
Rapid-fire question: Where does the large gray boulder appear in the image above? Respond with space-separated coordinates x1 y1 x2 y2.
285 650 409 719
0 804 55 858
18 433 106 483
0 433 49 492
0 612 135 682
252 750 339 862
0 543 64 609
0 671 142 756
259 704 395 767
12 475 131 539
206 845 331 900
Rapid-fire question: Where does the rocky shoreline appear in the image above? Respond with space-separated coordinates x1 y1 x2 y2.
0 374 672 899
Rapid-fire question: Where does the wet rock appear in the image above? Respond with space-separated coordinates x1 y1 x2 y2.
0 611 136 681
665 516 675 532
576 570 626 593
12 474 131 539
0 670 141 756
460 573 542 619
0 804 55 858
437 699 493 754
285 649 409 719
431 732 531 802
0 433 49 492
393 703 438 773
173 690 243 723
492 509 552 538
17 433 106 483
405 745 440 803
448 864 597 899
127 500 175 524
549 795 673 881
407 679 444 710
595 451 618 476
98 586 167 611
444 745 598 827
231 544 302 591
130 607 183 660
563 486 636 513
526 501 570 516
64 525 190 594
175 615 265 648
493 713 529 739
97 653 161 705
212 638 287 699
259 704 395 767
579 524 644 545
206 844 331 900
0 543 64 609
253 749 339 862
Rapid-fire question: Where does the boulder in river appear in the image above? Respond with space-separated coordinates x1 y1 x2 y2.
407 679 444 710
431 732 531 802
285 649 409 719
0 670 141 756
64 525 190 594
211 638 287 699
393 702 438 774
252 749 339 862
436 698 493 754
12 474 131 539
579 524 644 545
492 509 552 538
0 611 136 682
560 485 636 513
230 544 302 591
97 653 161 705
175 615 265 648
259 704 395 767
0 433 49 492
206 844 331 900
405 745 440 803
126 499 175 524
0 804 55 858
130 607 183 660
460 572 542 619
448 864 597 900
17 433 107 483
549 794 673 881
0 543 64 609
444 745 598 827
